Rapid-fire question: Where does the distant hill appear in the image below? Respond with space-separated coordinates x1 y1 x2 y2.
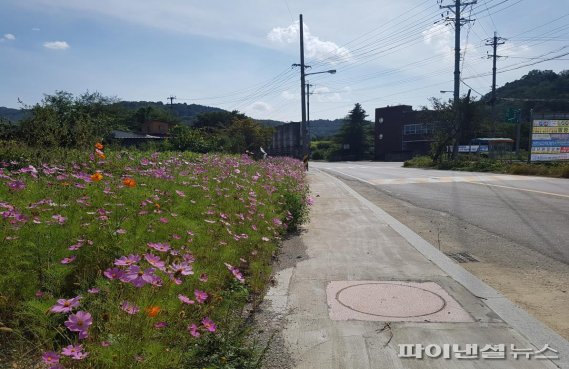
0 99 345 138
308 119 344 139
0 107 29 123
116 101 226 124
483 69 569 114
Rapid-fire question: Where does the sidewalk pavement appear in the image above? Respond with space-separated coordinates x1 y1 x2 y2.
262 169 569 369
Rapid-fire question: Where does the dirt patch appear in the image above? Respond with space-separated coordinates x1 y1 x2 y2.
249 233 308 369
336 176 569 340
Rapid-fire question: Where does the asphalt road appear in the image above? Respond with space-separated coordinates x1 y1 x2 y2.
314 161 569 265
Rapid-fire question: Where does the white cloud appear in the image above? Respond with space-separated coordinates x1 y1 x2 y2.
422 24 452 56
313 86 345 102
43 41 70 50
3 33 16 41
281 90 299 100
268 21 352 63
248 101 271 112
32 27 41 31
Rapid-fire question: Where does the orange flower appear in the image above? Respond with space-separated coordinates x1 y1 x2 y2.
146 306 161 318
122 177 136 188
91 172 103 182
95 142 104 150
97 153 106 160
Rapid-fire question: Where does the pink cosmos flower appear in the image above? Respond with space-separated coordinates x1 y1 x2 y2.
188 323 200 337
50 296 81 313
68 242 83 251
61 343 89 360
42 351 60 365
123 265 157 288
7 180 25 191
178 294 194 305
35 290 44 298
272 218 282 226
115 228 127 234
144 253 166 270
159 217 169 223
114 254 141 266
175 190 186 197
170 261 193 276
101 341 111 347
194 289 208 304
224 263 245 283
201 317 217 332
87 288 100 294
103 267 125 280
147 242 170 253
52 214 66 224
64 311 92 336
60 255 76 264
154 321 168 329
120 301 140 315
61 344 82 357
199 273 208 282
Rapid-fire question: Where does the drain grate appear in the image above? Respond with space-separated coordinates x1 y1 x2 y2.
445 251 479 263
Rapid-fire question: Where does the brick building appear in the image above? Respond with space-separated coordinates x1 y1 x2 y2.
374 105 436 161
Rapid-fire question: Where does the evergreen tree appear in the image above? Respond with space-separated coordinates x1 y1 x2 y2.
335 103 372 160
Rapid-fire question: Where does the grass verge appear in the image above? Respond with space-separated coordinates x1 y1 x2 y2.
404 155 569 178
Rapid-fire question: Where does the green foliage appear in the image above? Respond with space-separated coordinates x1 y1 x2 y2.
18 91 123 148
403 156 434 168
310 140 340 161
165 125 219 153
334 103 373 161
404 154 569 178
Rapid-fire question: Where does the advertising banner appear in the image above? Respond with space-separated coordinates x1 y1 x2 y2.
531 119 569 162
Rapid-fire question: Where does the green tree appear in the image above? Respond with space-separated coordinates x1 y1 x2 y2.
18 91 123 148
166 125 217 153
222 117 273 153
335 103 372 160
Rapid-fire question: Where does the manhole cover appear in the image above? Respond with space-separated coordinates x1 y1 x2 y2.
327 281 474 322
336 283 446 318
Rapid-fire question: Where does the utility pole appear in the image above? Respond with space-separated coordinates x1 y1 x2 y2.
167 95 176 114
306 83 313 123
299 14 308 158
439 0 477 158
486 32 505 137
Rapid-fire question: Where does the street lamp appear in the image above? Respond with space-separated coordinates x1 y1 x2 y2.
302 69 336 156
306 69 336 77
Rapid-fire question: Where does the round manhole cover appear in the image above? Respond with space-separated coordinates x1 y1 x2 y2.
335 283 447 318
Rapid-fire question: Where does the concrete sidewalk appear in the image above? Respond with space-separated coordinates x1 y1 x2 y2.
261 170 569 369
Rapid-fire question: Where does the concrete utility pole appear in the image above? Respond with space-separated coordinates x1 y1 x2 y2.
306 83 313 123
299 14 308 158
486 32 505 136
439 0 477 158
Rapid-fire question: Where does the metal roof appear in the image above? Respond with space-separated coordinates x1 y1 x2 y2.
111 130 162 139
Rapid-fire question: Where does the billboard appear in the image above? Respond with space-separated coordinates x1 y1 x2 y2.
530 119 569 162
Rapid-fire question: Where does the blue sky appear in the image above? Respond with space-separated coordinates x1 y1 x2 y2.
1 0 568 122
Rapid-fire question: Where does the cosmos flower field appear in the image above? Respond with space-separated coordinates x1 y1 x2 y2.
0 145 309 368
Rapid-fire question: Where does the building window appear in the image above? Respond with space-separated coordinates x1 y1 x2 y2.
403 123 434 135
